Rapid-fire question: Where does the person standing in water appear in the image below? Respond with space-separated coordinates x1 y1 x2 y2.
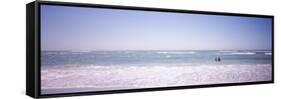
218 57 221 62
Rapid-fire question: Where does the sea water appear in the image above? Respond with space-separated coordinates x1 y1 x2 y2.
42 50 272 66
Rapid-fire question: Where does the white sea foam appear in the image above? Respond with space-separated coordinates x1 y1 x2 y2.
218 51 256 55
219 50 236 53
219 52 256 55
219 50 273 55
165 55 171 58
230 52 256 55
156 51 196 54
41 63 272 94
265 53 272 55
255 51 272 53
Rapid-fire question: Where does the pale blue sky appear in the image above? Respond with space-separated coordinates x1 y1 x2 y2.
41 5 272 51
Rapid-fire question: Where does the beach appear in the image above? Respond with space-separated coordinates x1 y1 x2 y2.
41 63 272 94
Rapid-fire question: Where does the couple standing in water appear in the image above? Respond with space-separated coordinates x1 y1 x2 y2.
215 56 222 62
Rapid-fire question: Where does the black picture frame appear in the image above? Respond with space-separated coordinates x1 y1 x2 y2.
26 0 274 98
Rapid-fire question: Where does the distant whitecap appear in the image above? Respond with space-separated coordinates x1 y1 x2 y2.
265 53 272 55
231 52 256 55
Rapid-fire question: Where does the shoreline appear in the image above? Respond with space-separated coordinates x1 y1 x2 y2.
41 63 272 94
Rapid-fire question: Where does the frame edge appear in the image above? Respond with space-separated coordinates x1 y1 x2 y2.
29 1 274 98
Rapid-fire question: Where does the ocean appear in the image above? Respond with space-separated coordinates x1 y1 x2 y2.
41 50 272 66
41 50 272 94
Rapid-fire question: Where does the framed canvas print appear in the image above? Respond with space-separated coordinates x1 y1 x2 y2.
26 0 274 98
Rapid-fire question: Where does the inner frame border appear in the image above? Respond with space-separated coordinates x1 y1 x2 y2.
35 1 274 98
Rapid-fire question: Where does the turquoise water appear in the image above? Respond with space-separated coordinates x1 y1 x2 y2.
41 50 272 66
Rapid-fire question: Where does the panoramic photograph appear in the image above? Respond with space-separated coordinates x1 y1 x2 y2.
40 5 272 94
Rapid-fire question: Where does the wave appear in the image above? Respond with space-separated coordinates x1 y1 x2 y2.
165 55 171 58
265 53 272 55
156 51 196 54
217 52 257 55
219 51 256 55
230 52 256 55
254 51 272 53
219 50 274 56
219 50 236 53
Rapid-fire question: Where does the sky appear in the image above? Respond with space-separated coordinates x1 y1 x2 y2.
41 5 272 51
